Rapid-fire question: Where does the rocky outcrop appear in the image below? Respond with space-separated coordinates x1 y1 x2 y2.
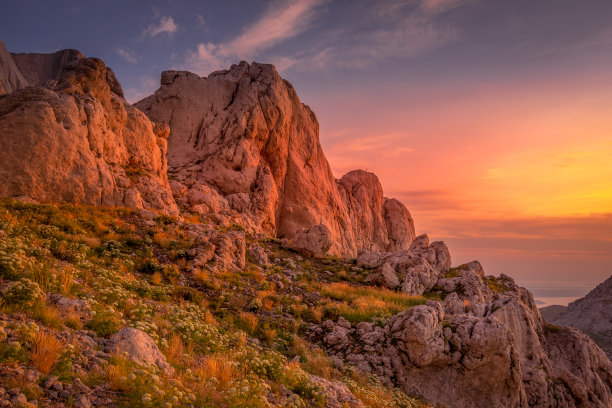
135 62 415 256
0 40 28 95
314 250 612 408
541 275 612 359
357 234 450 295
11 48 87 90
0 44 178 215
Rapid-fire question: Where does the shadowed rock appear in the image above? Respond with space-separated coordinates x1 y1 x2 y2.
541 275 612 359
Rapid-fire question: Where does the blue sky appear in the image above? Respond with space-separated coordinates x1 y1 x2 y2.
2 0 612 304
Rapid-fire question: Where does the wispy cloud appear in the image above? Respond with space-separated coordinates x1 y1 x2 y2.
183 0 472 74
142 16 178 38
295 0 466 70
419 0 473 14
116 47 138 64
186 0 324 74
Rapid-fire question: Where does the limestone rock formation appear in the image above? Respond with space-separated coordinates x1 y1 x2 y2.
541 275 612 359
357 234 450 295
0 40 28 95
135 62 415 256
0 44 178 215
313 251 612 408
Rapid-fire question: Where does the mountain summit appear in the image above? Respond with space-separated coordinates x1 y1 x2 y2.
135 61 415 257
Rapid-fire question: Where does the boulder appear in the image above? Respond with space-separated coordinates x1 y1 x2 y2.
108 327 174 375
248 243 268 266
291 224 333 256
380 262 400 289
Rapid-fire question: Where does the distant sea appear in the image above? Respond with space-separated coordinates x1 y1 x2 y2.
523 283 594 308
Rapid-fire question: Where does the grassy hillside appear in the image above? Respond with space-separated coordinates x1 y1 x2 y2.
0 198 429 408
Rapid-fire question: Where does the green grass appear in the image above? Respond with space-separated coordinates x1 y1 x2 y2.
322 282 427 323
484 276 510 293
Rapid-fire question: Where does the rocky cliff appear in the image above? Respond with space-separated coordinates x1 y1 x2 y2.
314 238 612 407
541 275 612 360
135 62 415 256
0 41 178 215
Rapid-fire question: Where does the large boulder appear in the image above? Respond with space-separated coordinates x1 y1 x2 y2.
291 224 333 256
0 46 178 215
135 62 415 256
108 327 174 375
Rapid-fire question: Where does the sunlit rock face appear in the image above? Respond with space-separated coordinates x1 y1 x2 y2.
0 44 178 215
136 61 415 256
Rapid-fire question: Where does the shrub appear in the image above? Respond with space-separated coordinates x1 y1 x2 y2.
86 310 122 337
1 278 44 309
138 258 163 275
484 276 510 293
282 362 326 407
544 323 563 334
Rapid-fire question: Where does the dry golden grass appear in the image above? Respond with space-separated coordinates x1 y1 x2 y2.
32 263 53 293
33 303 63 329
58 267 74 295
151 271 163 285
292 336 334 379
164 334 192 367
263 325 277 345
183 213 202 224
238 312 258 335
204 310 216 325
107 364 123 390
195 354 238 389
64 311 83 330
257 290 278 311
323 282 427 323
153 231 173 249
30 331 63 374
193 268 210 283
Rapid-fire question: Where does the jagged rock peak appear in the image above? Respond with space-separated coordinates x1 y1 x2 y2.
136 61 415 256
0 41 177 214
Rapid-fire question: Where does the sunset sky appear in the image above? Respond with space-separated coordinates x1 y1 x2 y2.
2 0 611 305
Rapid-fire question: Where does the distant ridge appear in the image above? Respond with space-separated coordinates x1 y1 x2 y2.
541 275 612 359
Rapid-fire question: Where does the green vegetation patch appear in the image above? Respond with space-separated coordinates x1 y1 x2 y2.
322 282 426 324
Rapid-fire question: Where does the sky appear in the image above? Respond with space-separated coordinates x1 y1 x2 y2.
2 0 611 306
